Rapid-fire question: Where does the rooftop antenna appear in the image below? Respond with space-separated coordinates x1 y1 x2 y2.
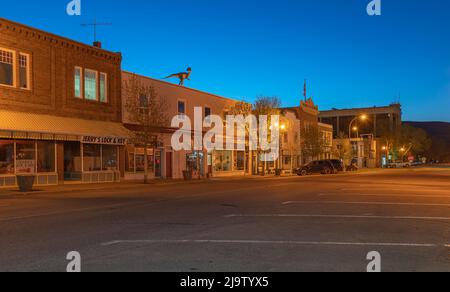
81 18 112 44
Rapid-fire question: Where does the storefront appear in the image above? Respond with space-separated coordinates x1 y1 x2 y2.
210 150 249 177
0 110 130 187
124 145 164 180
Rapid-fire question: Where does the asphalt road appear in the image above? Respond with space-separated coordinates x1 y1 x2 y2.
0 168 449 272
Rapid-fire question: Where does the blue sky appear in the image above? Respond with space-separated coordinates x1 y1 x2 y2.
2 0 450 121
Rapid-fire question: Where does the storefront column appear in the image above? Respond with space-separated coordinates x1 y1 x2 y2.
56 142 64 184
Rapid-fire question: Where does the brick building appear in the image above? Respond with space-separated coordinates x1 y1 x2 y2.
0 18 129 187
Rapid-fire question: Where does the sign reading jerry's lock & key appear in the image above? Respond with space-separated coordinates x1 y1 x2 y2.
81 136 127 145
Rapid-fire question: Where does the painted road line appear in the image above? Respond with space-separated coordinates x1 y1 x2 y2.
282 201 450 207
101 239 449 248
224 214 450 221
317 193 450 199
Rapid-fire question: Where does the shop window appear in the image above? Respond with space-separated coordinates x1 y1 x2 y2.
99 72 107 103
64 142 82 174
134 148 154 173
214 150 232 172
74 67 82 98
37 141 55 173
0 141 14 174
84 69 98 100
19 53 30 89
234 151 245 171
16 141 36 174
83 144 101 171
102 145 118 171
0 49 14 86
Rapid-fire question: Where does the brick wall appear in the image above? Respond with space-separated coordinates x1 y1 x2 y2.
0 18 122 123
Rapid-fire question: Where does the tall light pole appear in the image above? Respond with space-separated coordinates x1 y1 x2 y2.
349 114 368 139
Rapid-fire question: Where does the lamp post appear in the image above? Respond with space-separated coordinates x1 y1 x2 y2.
279 123 287 171
348 114 367 139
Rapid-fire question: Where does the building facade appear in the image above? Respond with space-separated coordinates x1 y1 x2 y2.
121 71 253 180
319 103 402 139
319 104 402 168
282 98 334 166
0 18 129 187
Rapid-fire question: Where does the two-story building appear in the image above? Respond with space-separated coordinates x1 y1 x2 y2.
0 18 130 187
121 71 253 180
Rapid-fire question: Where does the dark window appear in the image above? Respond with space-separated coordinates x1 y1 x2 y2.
178 101 186 114
0 49 14 86
205 107 211 118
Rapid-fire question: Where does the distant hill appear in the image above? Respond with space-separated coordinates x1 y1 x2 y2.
405 122 450 162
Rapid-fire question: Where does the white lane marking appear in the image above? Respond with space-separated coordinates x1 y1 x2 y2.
101 239 449 248
317 193 450 199
282 201 450 207
224 214 450 221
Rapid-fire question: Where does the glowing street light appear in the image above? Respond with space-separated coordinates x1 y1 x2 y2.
349 114 368 139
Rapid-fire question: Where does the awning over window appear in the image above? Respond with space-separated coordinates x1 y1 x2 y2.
0 110 131 144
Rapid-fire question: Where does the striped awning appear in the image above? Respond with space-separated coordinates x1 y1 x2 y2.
0 110 131 143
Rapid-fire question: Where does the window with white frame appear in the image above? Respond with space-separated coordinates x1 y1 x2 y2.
84 69 98 100
74 66 108 102
99 72 107 102
74 67 82 98
0 49 15 86
19 53 30 89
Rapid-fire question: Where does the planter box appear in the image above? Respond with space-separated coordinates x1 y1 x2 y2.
17 175 36 192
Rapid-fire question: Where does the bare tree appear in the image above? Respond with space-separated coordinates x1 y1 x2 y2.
301 123 325 163
253 96 283 175
228 101 253 175
123 74 169 183
333 132 352 162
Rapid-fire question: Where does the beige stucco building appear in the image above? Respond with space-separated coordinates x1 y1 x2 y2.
121 71 255 180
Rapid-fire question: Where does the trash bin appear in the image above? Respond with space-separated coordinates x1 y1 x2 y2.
17 175 36 192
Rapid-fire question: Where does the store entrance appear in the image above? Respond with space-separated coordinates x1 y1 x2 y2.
64 142 82 181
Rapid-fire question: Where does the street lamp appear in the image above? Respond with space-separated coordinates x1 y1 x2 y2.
349 114 368 139
277 123 287 171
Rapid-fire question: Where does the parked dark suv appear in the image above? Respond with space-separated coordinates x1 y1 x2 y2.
329 159 345 172
296 160 336 176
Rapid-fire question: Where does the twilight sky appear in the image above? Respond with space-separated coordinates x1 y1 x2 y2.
2 0 450 121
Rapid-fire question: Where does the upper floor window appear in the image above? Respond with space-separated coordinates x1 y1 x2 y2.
74 66 108 103
84 69 98 101
0 49 15 87
99 72 107 102
178 100 186 115
205 107 211 118
74 67 82 98
19 53 30 89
